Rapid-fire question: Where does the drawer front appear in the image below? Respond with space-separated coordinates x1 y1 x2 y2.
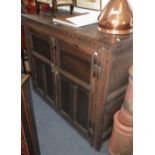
58 40 91 84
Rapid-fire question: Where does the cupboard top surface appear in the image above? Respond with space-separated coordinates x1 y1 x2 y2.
22 13 132 51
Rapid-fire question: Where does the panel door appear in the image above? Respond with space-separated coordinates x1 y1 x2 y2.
27 28 56 104
33 56 45 94
44 62 56 103
31 56 55 104
30 30 55 62
74 85 89 130
59 75 73 119
57 40 91 84
59 74 90 131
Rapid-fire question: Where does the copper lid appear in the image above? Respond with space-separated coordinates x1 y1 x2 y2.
98 0 133 34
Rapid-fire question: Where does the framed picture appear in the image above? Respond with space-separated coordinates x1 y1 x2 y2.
76 0 101 10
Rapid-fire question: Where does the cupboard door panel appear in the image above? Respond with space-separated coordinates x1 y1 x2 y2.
76 86 89 129
31 56 37 85
33 57 45 92
60 75 73 118
58 40 91 83
32 34 51 59
44 63 55 102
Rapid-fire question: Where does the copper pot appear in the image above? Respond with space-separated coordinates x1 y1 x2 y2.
98 0 133 34
108 111 133 155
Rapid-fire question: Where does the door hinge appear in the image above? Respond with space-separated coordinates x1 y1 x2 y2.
50 37 56 46
88 120 95 136
51 64 55 73
92 52 102 80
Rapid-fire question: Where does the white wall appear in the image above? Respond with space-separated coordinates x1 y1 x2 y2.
101 0 109 9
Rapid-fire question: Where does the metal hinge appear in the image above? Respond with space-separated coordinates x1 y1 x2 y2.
50 37 56 46
88 120 95 136
51 63 55 73
92 52 102 80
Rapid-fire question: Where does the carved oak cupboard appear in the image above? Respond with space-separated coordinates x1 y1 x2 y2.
22 13 132 150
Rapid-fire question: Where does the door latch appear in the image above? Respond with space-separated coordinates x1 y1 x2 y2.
92 52 102 80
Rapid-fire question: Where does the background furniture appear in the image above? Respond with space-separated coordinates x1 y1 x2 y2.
21 122 29 155
21 74 40 155
21 23 30 74
22 0 36 14
21 23 27 74
22 13 132 151
36 0 75 15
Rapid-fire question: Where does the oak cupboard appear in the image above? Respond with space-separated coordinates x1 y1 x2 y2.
22 13 132 150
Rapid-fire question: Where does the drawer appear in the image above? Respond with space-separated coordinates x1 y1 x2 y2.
58 40 91 84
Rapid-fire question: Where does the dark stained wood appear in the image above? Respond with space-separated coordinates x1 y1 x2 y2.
58 39 91 83
22 13 132 54
22 12 133 151
21 122 29 155
21 74 40 155
21 143 29 155
44 63 55 102
76 86 89 129
32 34 51 59
60 75 73 118
34 57 45 92
31 55 56 105
30 29 56 62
